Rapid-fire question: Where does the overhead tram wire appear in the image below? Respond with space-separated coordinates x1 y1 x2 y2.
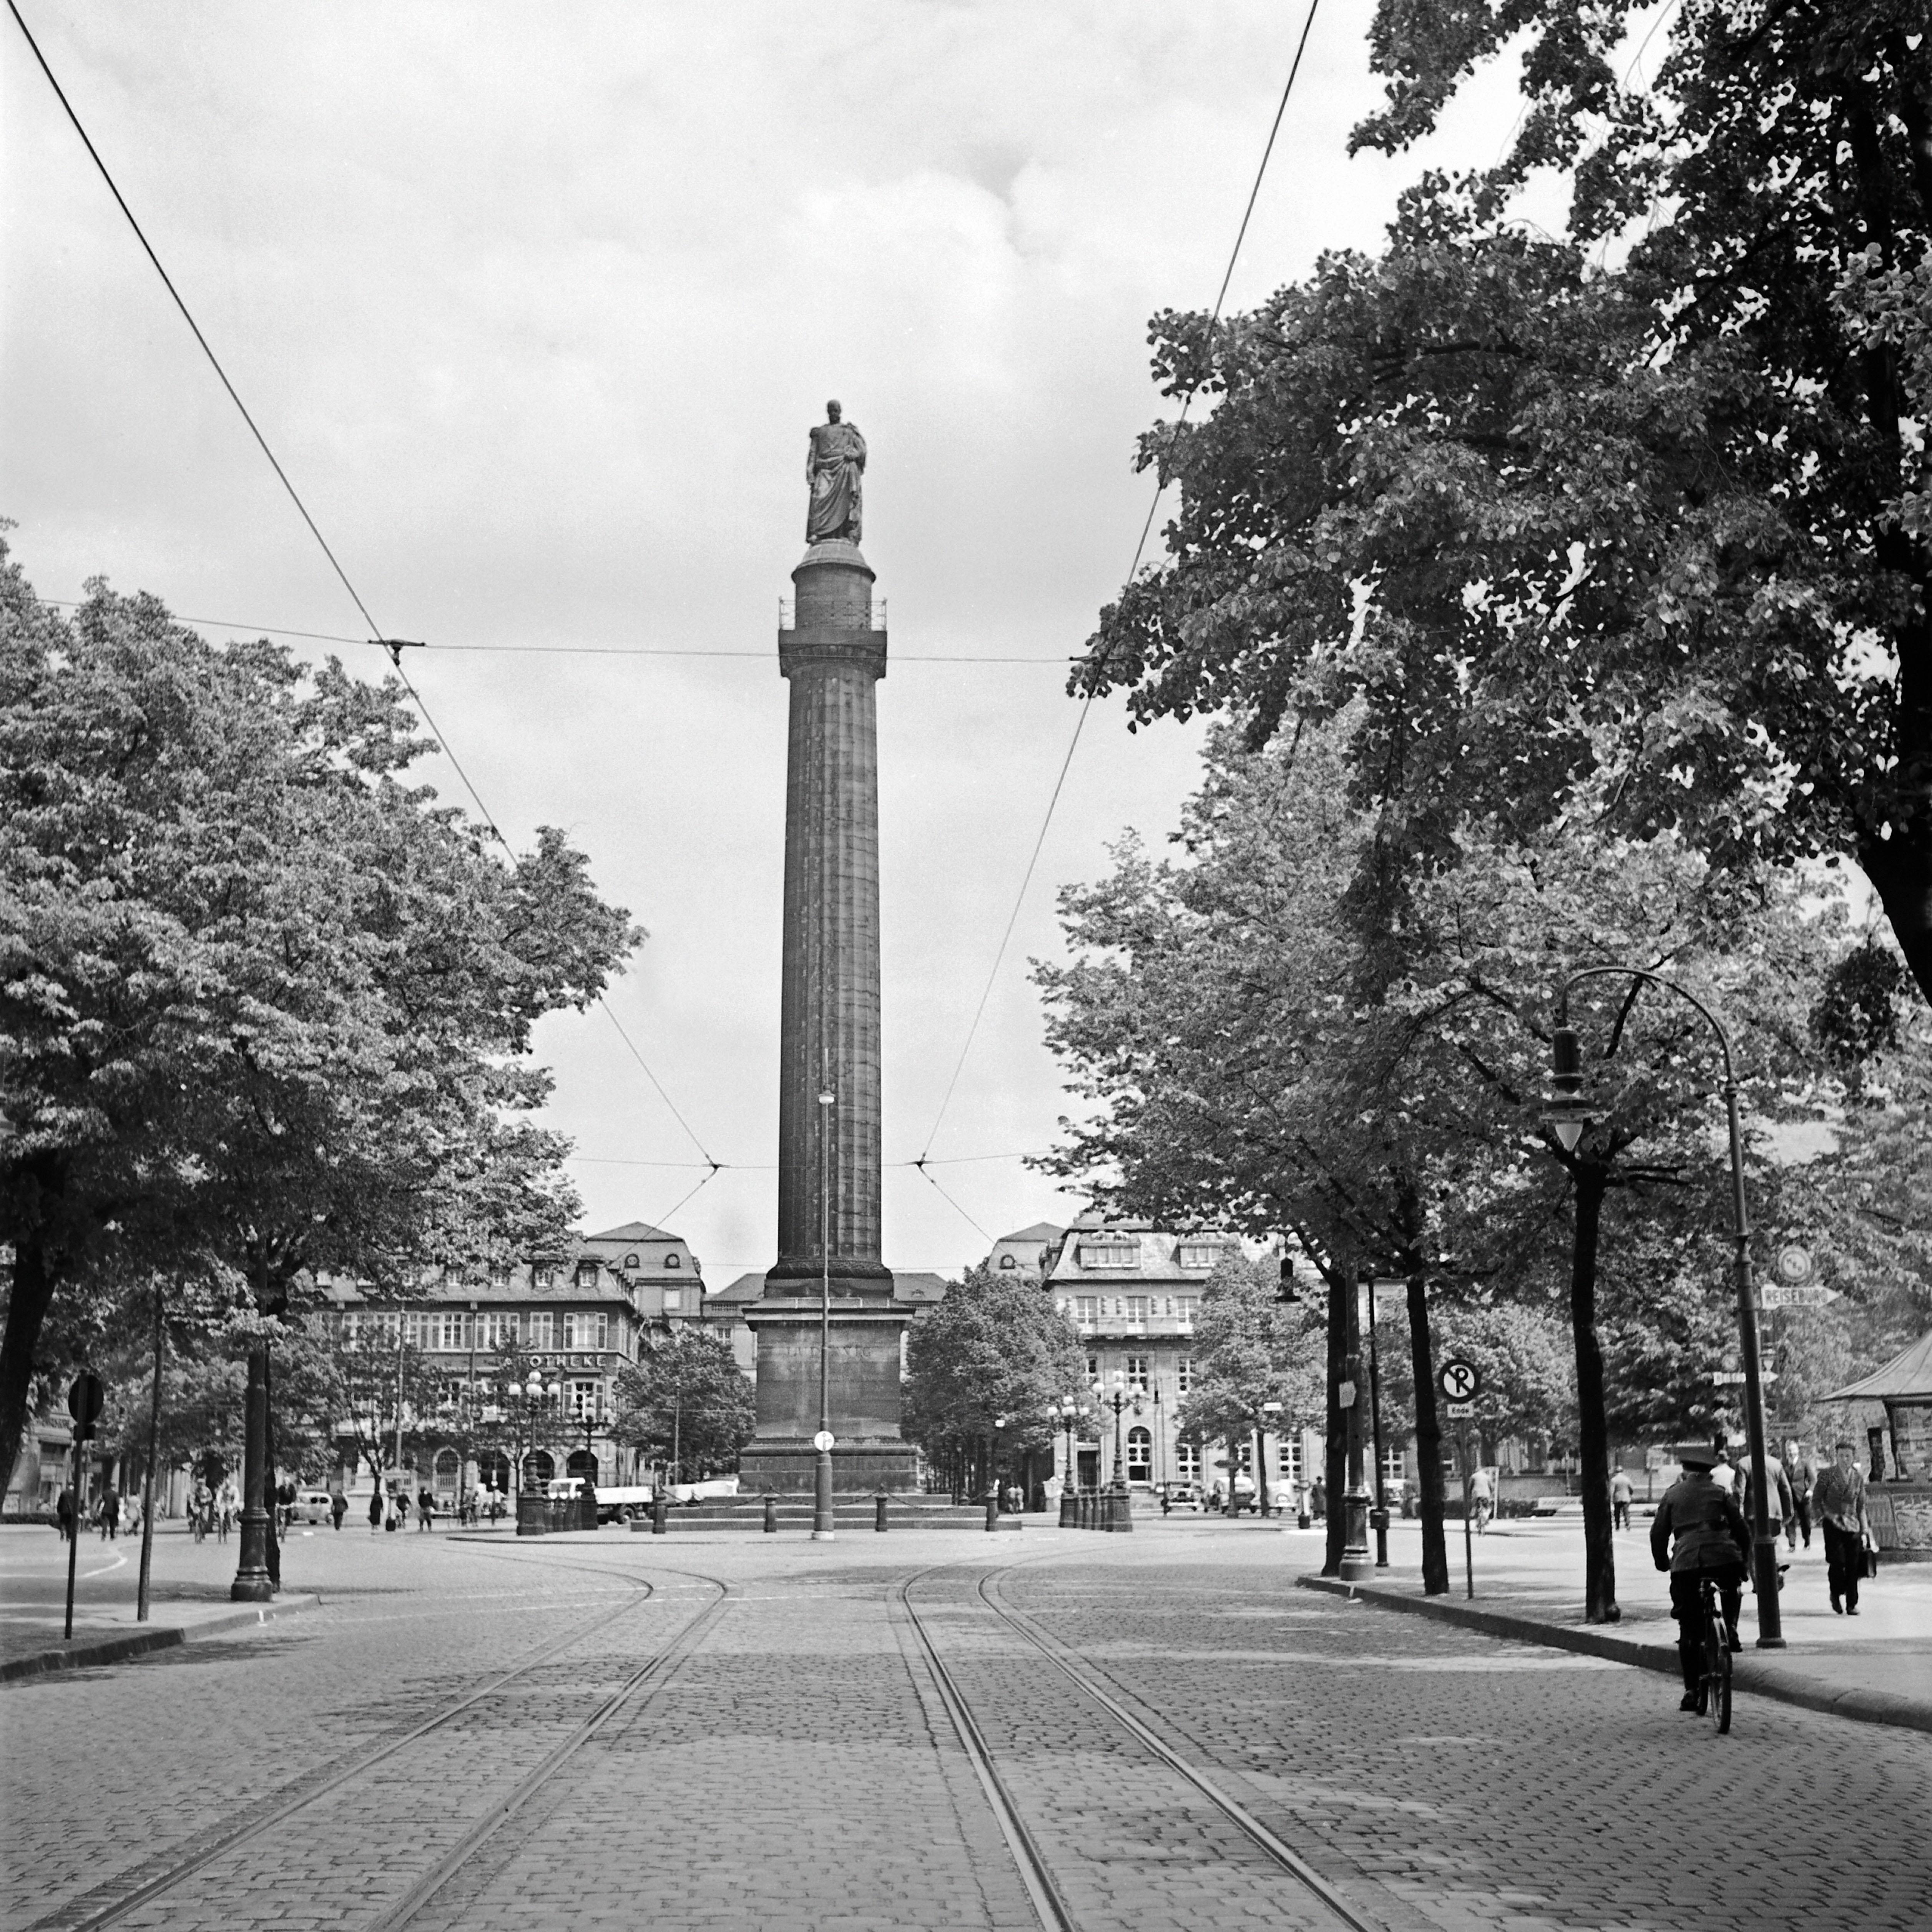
12 3 717 1174
914 0 1323 1168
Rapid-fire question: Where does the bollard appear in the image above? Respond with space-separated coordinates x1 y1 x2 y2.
984 1491 999 1531
651 1493 668 1535
875 1491 889 1533
763 1492 778 1534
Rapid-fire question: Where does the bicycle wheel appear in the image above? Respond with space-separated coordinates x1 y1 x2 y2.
1704 1608 1732 1736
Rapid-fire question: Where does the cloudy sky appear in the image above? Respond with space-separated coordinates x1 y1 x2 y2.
3 2 1574 1284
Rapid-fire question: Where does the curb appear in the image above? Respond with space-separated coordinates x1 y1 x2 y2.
1294 1575 1931 1734
0 1594 320 1684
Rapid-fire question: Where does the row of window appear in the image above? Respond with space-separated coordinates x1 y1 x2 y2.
440 1252 686 1292
1085 1354 1192 1394
435 1376 607 1419
1074 1240 1229 1271
343 1310 638 1353
1063 1295 1201 1325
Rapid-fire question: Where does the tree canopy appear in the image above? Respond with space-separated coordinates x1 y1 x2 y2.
1073 4 1932 998
613 1326 756 1480
1 544 640 1504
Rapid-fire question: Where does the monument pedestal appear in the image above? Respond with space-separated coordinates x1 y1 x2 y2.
740 1296 918 1494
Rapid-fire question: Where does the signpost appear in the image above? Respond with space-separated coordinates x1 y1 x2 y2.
1437 1359 1482 1600
1758 1285 1839 1311
64 1372 104 1641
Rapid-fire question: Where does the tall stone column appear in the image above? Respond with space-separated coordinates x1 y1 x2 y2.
740 537 916 1495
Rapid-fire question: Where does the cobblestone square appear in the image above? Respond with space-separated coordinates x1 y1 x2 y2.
3 1522 1925 1932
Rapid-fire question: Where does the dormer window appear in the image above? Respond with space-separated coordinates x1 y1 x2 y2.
1176 1241 1227 1270
624 1254 639 1271
999 1254 1017 1269
1078 1240 1138 1269
575 1262 598 1289
665 1252 680 1269
533 1264 555 1290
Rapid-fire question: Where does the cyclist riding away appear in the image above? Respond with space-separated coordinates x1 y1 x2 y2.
1650 1441 1751 1713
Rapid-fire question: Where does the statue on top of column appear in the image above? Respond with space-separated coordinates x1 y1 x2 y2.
806 400 866 545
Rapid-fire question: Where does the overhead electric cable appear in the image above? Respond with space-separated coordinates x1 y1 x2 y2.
916 0 1322 1165
40 601 1071 663
11 5 718 1168
910 1160 995 1244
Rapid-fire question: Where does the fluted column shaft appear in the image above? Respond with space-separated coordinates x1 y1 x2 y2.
769 542 890 1293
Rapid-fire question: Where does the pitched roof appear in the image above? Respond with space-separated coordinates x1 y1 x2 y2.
709 1272 770 1306
1822 1329 1932 1403
996 1221 1065 1244
585 1221 675 1243
894 1272 949 1305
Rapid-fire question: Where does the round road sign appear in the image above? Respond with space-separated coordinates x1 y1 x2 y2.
811 1430 836 1454
67 1371 104 1439
1437 1358 1482 1403
1773 1243 1815 1287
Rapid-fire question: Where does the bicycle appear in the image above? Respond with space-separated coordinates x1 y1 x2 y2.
1694 1572 1733 1735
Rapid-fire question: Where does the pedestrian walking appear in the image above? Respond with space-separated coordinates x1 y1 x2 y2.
1786 1441 1816 1549
1741 1450 1795 1550
368 1488 384 1535
96 1483 119 1540
1611 1468 1635 1531
1812 1440 1874 1616
416 1487 434 1531
216 1477 238 1542
55 1485 74 1542
331 1489 348 1532
1309 1476 1326 1520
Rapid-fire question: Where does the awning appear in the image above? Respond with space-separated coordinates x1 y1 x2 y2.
1820 1329 1932 1404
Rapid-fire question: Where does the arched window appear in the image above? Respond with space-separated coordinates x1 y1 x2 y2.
566 1448 600 1482
999 1253 1017 1269
1126 1427 1153 1483
624 1253 640 1271
665 1251 681 1268
477 1451 511 1493
523 1450 555 1489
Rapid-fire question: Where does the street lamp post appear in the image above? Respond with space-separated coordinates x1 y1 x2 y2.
1058 1401 1080 1526
1096 1374 1133 1532
814 1086 836 1541
1365 1274 1390 1568
507 1374 557 1536
1544 967 1784 1648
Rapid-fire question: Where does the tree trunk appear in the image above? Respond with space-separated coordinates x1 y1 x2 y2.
1567 1165 1620 1623
1407 1272 1449 1595
0 1227 59 1513
263 1345 281 1589
1322 1269 1347 1576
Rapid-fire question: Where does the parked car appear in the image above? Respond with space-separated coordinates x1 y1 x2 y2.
287 1489 336 1525
1162 1483 1204 1512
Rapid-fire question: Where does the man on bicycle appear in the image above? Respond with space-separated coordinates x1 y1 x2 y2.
1650 1441 1751 1712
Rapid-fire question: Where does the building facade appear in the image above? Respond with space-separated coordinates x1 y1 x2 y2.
320 1219 704 1500
1042 1215 1321 1503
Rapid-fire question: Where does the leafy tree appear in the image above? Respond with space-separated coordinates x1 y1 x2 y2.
1074 7 1932 999
613 1327 755 1482
0 551 640 1548
1181 1253 1324 1505
902 1264 1088 1496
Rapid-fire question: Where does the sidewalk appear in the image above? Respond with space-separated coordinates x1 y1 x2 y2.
1294 1517 1932 1733
0 1524 318 1680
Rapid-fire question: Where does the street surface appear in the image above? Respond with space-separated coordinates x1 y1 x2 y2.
1 1519 1926 1932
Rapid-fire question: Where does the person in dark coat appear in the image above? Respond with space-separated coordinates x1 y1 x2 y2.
369 1487 384 1535
1650 1441 1751 1712
330 1490 349 1531
55 1486 75 1542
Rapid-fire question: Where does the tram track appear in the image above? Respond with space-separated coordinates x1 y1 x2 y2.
26 1549 730 1932
898 1560 1387 1932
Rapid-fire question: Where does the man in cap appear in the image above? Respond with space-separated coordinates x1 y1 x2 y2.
1650 1442 1751 1712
